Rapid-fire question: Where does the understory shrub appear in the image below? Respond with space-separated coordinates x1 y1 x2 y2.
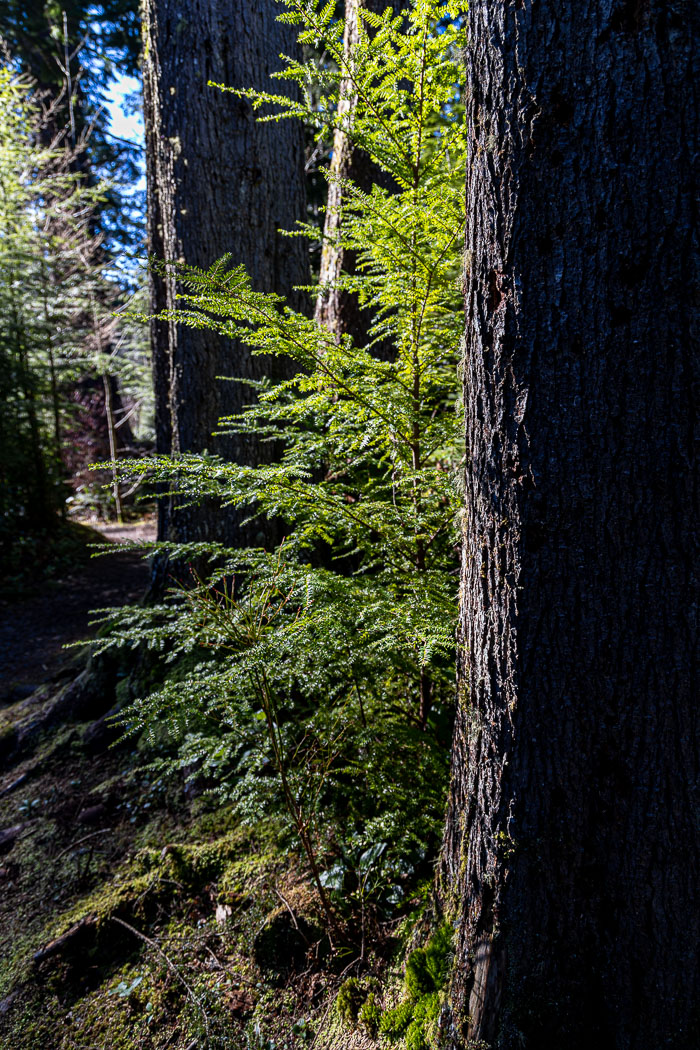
97 0 466 928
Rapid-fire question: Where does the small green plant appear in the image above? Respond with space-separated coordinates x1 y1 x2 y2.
98 0 466 929
109 974 143 999
359 991 383 1037
380 923 453 1046
410 920 453 993
337 977 368 1026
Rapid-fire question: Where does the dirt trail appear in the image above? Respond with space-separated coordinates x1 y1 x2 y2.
0 518 156 697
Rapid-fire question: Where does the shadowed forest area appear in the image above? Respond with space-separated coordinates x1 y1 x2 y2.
0 2 697 1049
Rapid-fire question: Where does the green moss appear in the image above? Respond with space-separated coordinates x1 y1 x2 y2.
422 922 452 990
359 991 382 1037
405 947 432 999
336 977 367 1026
405 1015 429 1050
336 972 386 1034
406 991 441 1049
0 720 18 750
0 830 277 1050
380 998 415 1037
375 923 453 1047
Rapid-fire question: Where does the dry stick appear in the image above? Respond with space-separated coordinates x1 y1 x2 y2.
273 886 311 945
114 397 142 430
62 10 77 147
0 773 28 799
52 827 110 865
102 371 124 523
111 916 210 1044
202 945 257 987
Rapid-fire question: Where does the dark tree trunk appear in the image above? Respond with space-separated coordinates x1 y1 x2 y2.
142 0 308 548
440 3 699 1048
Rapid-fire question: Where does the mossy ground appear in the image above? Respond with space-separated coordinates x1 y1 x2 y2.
0 689 317 1049
333 924 453 1050
0 681 442 1050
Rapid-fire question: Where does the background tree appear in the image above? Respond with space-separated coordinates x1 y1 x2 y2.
0 0 148 526
0 67 145 571
0 0 142 255
440 2 699 1047
314 0 398 345
142 0 308 551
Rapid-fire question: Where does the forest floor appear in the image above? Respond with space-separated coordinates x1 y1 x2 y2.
0 516 155 699
0 517 418 1050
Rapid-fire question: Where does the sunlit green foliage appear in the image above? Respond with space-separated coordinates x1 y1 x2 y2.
0 66 151 564
101 0 466 915
0 66 95 548
335 923 453 1046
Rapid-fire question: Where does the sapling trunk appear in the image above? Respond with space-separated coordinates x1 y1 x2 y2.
255 669 338 938
102 372 123 524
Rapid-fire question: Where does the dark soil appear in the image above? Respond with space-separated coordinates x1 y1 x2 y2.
0 518 156 699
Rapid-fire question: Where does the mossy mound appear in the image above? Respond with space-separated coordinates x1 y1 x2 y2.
334 923 453 1049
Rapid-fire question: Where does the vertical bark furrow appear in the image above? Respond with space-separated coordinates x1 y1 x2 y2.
441 2 699 1047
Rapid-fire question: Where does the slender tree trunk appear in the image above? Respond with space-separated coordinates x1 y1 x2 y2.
315 0 397 348
40 261 62 466
440 3 699 1048
102 373 123 524
141 0 308 550
315 0 364 339
13 314 50 530
89 294 123 523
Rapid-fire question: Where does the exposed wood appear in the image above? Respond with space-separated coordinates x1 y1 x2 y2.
315 0 397 348
32 915 97 965
0 825 24 854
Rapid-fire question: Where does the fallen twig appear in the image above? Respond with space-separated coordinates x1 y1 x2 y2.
273 886 312 945
111 915 211 1045
0 773 28 798
52 827 110 864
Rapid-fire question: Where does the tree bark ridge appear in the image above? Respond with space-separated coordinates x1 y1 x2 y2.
440 2 699 1046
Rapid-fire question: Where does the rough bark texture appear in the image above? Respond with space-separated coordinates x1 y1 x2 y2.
142 0 308 547
440 2 699 1047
